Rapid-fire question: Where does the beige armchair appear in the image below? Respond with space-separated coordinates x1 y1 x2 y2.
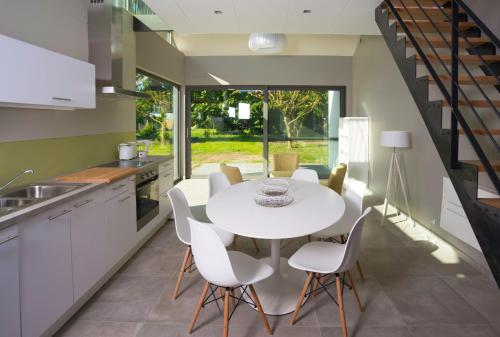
220 163 243 185
270 153 299 178
326 163 348 194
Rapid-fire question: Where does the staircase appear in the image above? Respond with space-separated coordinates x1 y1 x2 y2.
375 0 500 287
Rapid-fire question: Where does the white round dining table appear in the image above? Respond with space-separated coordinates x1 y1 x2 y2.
206 179 345 315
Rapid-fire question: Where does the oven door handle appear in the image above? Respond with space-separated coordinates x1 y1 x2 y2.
136 176 158 189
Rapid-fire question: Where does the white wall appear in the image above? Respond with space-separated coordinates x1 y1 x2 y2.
352 35 447 229
185 55 353 114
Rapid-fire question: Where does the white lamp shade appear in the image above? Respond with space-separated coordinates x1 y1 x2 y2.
380 131 411 148
248 33 286 53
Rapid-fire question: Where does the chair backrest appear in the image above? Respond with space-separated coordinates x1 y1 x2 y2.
291 168 319 183
271 153 299 171
342 181 366 226
336 207 372 272
188 217 239 287
327 163 347 194
220 163 243 185
167 187 193 245
209 172 231 198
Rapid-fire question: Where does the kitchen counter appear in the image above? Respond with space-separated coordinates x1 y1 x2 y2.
0 156 173 231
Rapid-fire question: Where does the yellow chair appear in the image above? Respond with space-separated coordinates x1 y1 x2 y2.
220 163 243 185
270 153 299 178
327 163 347 194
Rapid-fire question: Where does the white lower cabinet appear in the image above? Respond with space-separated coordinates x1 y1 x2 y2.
159 160 174 218
0 226 21 337
20 203 73 337
70 190 107 300
105 191 137 267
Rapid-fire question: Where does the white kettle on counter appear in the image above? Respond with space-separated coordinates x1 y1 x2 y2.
118 142 138 160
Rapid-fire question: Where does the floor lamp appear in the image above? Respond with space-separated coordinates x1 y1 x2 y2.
380 131 414 227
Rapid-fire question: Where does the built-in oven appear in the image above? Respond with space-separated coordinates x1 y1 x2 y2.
136 168 159 231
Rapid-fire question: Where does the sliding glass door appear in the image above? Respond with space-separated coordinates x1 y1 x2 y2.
268 87 344 179
186 86 345 179
188 88 264 179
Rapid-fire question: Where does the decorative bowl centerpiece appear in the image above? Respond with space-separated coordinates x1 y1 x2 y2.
254 178 294 207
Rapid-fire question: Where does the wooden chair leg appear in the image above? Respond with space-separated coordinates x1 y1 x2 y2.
187 251 194 273
188 281 210 334
347 271 363 312
312 273 319 297
230 288 236 308
173 246 191 300
251 238 260 253
290 272 313 325
336 274 348 337
356 260 365 281
232 236 238 251
249 285 273 335
223 289 230 337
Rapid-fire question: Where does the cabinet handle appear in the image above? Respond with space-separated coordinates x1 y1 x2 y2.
112 184 126 191
74 199 93 208
118 196 131 203
51 96 72 102
48 209 72 220
0 234 18 245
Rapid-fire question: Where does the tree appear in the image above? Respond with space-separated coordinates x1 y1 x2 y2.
267 90 326 148
136 73 173 146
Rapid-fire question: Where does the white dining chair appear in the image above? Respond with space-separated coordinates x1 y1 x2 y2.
187 218 274 337
168 187 235 300
208 172 260 253
291 168 320 183
288 207 372 337
312 181 367 280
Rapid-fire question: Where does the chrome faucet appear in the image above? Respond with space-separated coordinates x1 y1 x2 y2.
0 169 34 193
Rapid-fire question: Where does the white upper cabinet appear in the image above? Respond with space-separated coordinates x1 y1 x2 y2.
0 34 96 110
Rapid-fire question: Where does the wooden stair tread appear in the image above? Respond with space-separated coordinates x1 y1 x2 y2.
479 198 500 208
428 75 499 85
442 100 500 108
397 21 476 33
386 0 451 7
407 36 491 48
459 128 500 135
462 160 500 172
389 8 456 20
417 54 500 64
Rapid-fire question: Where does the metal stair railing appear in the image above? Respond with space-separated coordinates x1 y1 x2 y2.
384 0 500 194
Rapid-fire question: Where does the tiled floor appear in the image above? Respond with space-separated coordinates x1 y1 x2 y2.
56 181 500 337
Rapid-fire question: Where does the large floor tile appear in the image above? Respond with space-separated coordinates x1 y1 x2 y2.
321 326 413 337
442 275 500 324
407 324 500 337
313 276 405 328
381 276 488 326
56 320 141 337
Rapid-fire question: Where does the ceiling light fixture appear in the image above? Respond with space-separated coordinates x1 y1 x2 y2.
303 9 311 14
214 10 223 14
248 33 286 53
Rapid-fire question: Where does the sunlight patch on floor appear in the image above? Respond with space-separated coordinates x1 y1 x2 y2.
373 202 461 264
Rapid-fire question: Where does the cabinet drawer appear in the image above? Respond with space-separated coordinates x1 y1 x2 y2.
105 177 133 201
159 171 173 193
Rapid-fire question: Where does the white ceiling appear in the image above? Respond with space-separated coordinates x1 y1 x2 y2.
143 0 381 34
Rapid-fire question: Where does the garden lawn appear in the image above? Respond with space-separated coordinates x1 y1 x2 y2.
147 132 330 169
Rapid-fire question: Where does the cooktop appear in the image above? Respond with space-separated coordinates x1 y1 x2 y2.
98 160 153 169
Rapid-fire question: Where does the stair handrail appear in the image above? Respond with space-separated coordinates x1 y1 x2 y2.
387 0 499 146
384 0 500 193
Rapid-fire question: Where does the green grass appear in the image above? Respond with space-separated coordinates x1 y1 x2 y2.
146 129 331 169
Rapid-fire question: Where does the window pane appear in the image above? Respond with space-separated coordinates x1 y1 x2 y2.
136 72 179 178
268 89 342 179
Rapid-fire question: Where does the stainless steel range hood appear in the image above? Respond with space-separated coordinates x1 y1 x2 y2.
88 0 148 99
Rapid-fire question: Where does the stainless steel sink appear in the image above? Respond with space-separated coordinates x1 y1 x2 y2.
0 183 87 218
1 184 84 199
0 198 36 208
